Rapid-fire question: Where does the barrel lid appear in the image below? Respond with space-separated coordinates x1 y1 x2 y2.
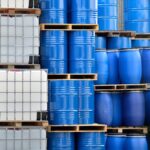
119 48 140 52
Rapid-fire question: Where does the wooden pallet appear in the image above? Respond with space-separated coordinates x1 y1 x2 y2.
107 127 148 134
40 24 99 31
48 74 97 80
0 8 41 15
48 124 107 132
94 84 147 92
0 121 48 127
0 64 40 69
135 33 150 38
96 30 135 37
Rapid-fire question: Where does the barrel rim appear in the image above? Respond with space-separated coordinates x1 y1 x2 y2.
124 90 143 93
119 48 140 51
141 47 150 50
96 49 107 52
107 49 119 52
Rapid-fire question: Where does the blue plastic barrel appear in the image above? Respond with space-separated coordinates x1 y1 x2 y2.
107 50 120 84
39 0 67 23
78 81 94 124
132 39 150 48
122 91 145 126
71 0 98 24
96 37 106 49
145 90 150 125
107 37 132 49
124 135 148 150
77 132 106 150
106 134 125 150
98 0 118 30
147 136 150 150
95 92 113 126
48 80 79 125
119 49 142 84
124 0 150 33
95 50 108 84
111 93 122 127
48 133 75 150
141 48 150 83
40 31 67 74
69 31 95 73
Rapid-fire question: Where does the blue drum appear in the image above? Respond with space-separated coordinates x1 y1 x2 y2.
78 81 94 124
48 133 75 150
95 92 113 126
98 0 118 30
39 0 67 23
111 93 122 127
96 37 106 49
106 134 125 150
141 48 150 83
69 31 95 73
95 50 108 84
107 37 132 49
122 91 145 126
124 0 150 33
145 90 150 125
132 39 150 48
77 132 106 150
124 135 148 150
107 50 120 84
71 0 98 24
48 80 79 125
40 31 67 74
119 49 142 84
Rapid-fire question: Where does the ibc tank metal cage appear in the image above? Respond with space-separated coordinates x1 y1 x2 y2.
0 126 47 150
0 14 40 64
0 0 39 8
0 69 48 121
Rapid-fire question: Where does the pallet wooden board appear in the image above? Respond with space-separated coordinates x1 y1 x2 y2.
40 24 99 31
0 64 40 69
48 74 97 80
0 8 41 15
96 30 135 37
107 127 148 134
48 124 107 132
135 33 150 38
0 121 48 127
94 84 147 92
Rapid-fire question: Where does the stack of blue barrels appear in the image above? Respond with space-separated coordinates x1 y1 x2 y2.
39 0 107 149
95 0 150 149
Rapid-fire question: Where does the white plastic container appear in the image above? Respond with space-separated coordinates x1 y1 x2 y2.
0 70 48 121
0 0 29 8
0 15 40 64
0 127 47 150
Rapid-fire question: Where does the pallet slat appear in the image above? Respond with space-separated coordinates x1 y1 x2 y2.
0 64 40 69
96 31 135 37
0 121 48 127
40 24 99 31
135 33 150 38
107 127 148 134
48 124 107 132
0 8 41 15
95 84 147 92
48 74 97 80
